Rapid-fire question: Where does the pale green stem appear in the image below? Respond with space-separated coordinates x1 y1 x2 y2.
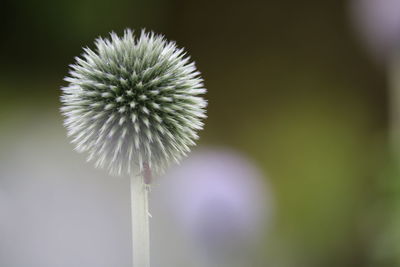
130 174 150 267
389 53 400 157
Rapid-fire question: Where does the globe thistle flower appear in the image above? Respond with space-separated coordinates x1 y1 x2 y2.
61 29 207 177
350 2 400 266
155 148 273 266
350 0 400 62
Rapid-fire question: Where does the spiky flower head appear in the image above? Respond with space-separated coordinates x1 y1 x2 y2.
61 29 207 176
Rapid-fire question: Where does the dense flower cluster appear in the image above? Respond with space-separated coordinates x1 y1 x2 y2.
61 29 207 176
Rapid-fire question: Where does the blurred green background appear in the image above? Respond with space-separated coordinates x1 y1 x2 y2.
0 0 395 266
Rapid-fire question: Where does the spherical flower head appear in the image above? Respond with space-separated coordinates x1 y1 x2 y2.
350 0 400 62
61 29 207 176
155 148 272 262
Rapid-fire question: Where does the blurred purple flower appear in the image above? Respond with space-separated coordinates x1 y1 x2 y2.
350 0 400 61
157 148 273 263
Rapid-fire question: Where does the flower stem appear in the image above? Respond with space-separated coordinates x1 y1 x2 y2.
389 53 400 154
130 173 150 267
